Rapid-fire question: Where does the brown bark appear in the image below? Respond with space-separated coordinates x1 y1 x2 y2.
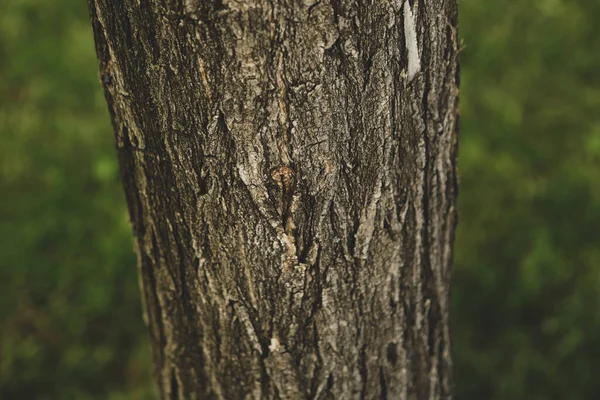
88 0 459 398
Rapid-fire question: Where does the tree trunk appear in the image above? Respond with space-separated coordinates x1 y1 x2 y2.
88 0 459 398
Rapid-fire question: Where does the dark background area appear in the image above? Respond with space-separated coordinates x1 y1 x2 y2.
1 1 599 399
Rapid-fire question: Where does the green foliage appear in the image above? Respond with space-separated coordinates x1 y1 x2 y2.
0 1 154 398
455 0 600 398
0 0 598 398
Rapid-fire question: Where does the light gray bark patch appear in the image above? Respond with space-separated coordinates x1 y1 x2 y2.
403 0 421 81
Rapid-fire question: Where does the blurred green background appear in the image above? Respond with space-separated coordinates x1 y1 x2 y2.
1 0 599 399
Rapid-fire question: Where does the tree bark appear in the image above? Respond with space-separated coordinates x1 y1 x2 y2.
88 0 459 399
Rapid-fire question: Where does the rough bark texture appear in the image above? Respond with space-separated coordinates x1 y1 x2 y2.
88 1 459 399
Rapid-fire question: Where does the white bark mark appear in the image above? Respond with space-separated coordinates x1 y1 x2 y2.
403 0 421 82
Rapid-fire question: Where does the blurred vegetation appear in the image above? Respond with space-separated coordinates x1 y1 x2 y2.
455 0 600 399
0 1 154 399
0 0 598 399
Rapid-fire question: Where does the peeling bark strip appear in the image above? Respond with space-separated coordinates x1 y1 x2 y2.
88 0 459 399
